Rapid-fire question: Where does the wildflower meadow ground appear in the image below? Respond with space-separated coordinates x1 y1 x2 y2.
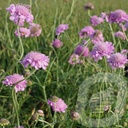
0 0 128 128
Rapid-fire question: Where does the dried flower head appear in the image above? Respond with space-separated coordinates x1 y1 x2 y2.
0 118 10 126
70 111 80 120
84 3 94 10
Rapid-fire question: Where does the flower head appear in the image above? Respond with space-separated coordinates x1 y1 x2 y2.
15 27 30 37
90 41 114 62
90 15 104 26
70 111 80 120
0 118 10 126
52 39 63 48
56 24 68 36
48 96 67 113
108 9 128 24
6 4 34 26
21 51 49 70
79 26 95 38
100 12 109 22
14 126 24 128
108 53 128 69
114 31 126 40
2 74 27 93
74 44 89 57
29 23 42 37
84 3 94 10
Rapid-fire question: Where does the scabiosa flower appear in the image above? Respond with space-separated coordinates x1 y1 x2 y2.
68 53 84 65
2 74 27 93
55 24 68 36
79 26 95 38
15 27 30 37
48 96 67 113
74 44 89 57
90 15 104 26
121 49 128 54
6 4 34 26
84 3 94 10
100 12 109 22
14 126 24 128
90 30 104 44
108 53 128 69
21 51 49 70
29 23 42 37
52 39 63 48
108 9 128 24
114 31 126 40
90 41 114 62
119 23 126 31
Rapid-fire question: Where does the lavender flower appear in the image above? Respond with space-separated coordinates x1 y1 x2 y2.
100 12 109 22
108 9 128 24
90 41 114 62
79 26 95 38
29 23 42 37
114 31 126 40
108 53 128 69
52 39 63 48
56 24 68 36
74 44 89 57
119 23 126 31
15 27 30 37
48 96 67 113
6 4 34 26
2 74 27 93
21 51 49 70
90 30 104 44
90 15 104 26
14 126 24 128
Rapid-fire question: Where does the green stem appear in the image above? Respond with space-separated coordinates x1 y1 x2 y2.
70 121 74 128
38 119 53 127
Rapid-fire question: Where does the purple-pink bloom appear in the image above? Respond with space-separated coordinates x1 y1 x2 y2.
121 49 128 54
56 24 68 36
124 22 128 30
114 31 126 40
15 27 30 37
52 39 63 48
90 30 104 44
14 126 24 128
2 74 27 93
68 53 84 65
108 9 128 24
100 12 109 22
29 23 42 37
108 53 128 69
21 51 49 70
6 4 34 26
79 26 95 38
90 41 114 62
90 15 104 26
74 44 89 57
119 23 126 31
48 96 67 113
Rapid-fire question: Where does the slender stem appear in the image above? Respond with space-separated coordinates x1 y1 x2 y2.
70 121 74 128
38 119 53 127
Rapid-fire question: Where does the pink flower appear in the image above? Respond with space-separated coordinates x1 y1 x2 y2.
74 44 89 57
90 41 114 62
2 74 27 93
79 26 95 38
15 27 30 37
108 9 128 24
29 23 42 37
21 51 49 70
100 12 109 22
56 24 68 36
6 4 34 26
52 39 63 48
90 30 104 44
48 96 67 113
108 53 128 69
114 31 126 40
68 53 84 65
90 15 104 26
14 126 24 128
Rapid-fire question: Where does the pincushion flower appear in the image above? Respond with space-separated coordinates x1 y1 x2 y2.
14 126 24 128
90 41 114 62
114 31 126 40
29 23 42 37
108 53 128 69
108 9 128 24
56 24 68 36
48 96 67 113
15 27 30 37
90 15 104 26
6 4 34 26
68 53 84 65
21 51 49 70
90 30 104 44
52 39 63 48
74 44 89 57
2 74 27 93
100 12 109 22
79 26 95 38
